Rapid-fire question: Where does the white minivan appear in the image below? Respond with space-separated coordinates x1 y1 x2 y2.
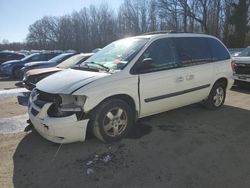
28 33 234 143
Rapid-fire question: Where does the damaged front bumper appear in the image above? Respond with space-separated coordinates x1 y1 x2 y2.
28 95 89 144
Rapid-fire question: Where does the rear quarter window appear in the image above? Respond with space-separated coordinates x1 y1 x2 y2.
174 37 212 67
207 38 230 61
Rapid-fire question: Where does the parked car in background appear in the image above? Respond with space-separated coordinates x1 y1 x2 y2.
0 52 60 78
28 33 233 144
232 47 250 86
23 53 93 90
0 51 25 65
228 48 244 57
21 53 76 74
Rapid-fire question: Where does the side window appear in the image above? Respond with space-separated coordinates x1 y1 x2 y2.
31 55 41 61
14 54 23 59
174 37 212 67
47 54 56 60
6 53 12 58
137 38 178 73
207 38 230 61
39 54 48 61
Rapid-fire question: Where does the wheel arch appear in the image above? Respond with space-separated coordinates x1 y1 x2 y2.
12 65 23 75
88 94 139 121
213 77 228 88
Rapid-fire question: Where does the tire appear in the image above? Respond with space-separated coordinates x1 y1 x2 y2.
203 82 226 110
13 67 22 79
91 99 134 143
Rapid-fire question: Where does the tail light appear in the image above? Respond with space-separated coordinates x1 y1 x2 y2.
231 60 237 72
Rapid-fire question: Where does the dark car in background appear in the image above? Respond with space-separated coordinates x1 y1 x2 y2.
21 52 76 74
0 51 25 64
0 52 60 78
23 53 92 90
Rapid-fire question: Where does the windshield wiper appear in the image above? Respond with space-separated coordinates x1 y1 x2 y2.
72 65 99 72
85 62 110 72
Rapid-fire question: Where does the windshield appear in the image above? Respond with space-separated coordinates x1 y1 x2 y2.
21 53 37 61
48 53 71 63
57 54 86 68
237 48 250 57
80 37 149 71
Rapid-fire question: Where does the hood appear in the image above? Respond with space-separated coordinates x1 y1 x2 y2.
1 59 23 65
27 67 62 77
36 68 110 94
25 61 49 67
232 56 250 64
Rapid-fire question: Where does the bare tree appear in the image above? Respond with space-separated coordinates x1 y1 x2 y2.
3 0 245 51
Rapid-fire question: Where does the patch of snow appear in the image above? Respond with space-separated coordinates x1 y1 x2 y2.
0 88 29 97
0 113 29 134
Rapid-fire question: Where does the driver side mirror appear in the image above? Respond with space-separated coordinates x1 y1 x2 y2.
133 58 155 73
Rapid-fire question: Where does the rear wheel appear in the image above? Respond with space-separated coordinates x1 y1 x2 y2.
203 82 226 110
91 99 134 142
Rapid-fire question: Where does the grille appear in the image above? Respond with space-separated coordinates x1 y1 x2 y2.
34 100 46 108
235 63 250 75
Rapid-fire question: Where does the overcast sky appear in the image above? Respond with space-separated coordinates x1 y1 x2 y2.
0 0 122 43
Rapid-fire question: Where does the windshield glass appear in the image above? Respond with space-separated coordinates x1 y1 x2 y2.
80 37 149 71
237 48 250 57
21 53 37 61
57 54 86 68
48 53 71 62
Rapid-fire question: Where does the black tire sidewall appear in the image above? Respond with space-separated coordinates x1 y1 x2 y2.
207 82 226 109
93 99 134 142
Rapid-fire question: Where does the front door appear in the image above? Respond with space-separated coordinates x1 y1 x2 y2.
135 38 189 117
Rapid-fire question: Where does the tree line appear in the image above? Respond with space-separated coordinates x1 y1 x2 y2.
1 0 250 52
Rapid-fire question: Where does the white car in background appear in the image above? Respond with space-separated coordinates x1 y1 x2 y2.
28 32 234 144
232 47 250 85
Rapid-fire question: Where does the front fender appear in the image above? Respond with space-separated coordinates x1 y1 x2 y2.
73 76 140 113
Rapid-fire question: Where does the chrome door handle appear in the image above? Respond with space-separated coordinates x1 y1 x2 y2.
186 75 194 80
176 77 184 82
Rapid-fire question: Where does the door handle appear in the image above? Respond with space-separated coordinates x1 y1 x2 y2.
186 74 194 80
176 76 184 82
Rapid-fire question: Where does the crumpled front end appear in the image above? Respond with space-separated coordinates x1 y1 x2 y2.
28 89 89 144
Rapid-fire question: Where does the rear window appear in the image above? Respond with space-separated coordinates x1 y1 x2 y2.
207 38 230 61
174 37 212 67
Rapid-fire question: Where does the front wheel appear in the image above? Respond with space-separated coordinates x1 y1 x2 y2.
91 99 134 143
203 82 226 110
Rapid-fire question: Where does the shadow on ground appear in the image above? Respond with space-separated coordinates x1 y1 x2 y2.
231 85 250 94
13 104 250 188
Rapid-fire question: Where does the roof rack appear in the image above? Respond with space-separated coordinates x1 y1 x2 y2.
142 30 205 35
142 30 176 35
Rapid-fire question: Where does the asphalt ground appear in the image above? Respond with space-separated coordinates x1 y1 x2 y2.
0 80 250 188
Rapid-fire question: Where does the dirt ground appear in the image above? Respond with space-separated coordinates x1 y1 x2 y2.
0 97 27 118
0 76 21 90
0 85 250 188
0 76 28 118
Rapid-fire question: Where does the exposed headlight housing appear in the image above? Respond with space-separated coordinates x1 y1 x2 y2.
47 94 87 119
